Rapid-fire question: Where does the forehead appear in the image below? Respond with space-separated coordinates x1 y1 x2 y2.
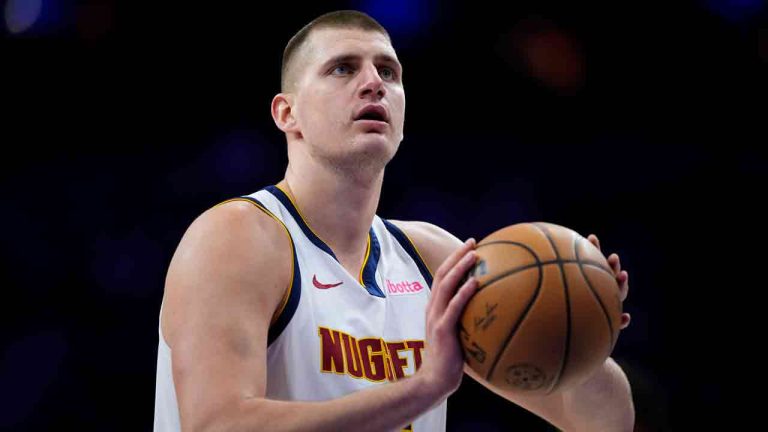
303 28 399 66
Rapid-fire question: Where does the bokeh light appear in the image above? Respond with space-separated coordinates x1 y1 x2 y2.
498 17 585 94
354 0 435 39
4 0 43 34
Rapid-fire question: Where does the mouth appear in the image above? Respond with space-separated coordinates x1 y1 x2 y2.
353 105 390 124
353 119 388 134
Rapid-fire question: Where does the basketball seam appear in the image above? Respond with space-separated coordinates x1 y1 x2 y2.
484 242 544 382
574 239 618 353
475 259 613 293
478 240 612 272
532 223 571 395
474 234 617 388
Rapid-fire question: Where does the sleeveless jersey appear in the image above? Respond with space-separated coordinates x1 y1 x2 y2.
154 185 445 431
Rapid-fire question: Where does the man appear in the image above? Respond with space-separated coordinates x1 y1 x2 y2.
154 10 633 431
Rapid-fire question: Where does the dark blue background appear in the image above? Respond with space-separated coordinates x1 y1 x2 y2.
2 0 766 430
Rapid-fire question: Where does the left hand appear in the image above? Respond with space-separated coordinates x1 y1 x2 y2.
587 234 631 330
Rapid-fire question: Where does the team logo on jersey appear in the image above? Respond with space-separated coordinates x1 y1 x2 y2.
318 327 425 382
385 279 424 296
313 275 343 289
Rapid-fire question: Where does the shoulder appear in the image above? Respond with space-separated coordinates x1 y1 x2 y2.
175 199 292 273
161 199 293 347
387 220 464 275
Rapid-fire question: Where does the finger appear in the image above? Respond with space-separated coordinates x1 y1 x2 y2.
618 270 629 301
442 277 479 327
429 240 475 315
434 238 475 283
608 253 621 276
432 250 478 312
620 313 631 329
588 234 601 252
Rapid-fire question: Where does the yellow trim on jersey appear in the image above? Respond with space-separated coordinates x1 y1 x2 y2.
276 183 371 284
274 183 334 247
398 229 434 278
358 234 371 285
215 198 295 326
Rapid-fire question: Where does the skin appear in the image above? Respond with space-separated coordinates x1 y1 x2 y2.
161 26 634 431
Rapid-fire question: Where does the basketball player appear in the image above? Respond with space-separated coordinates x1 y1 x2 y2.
154 10 634 431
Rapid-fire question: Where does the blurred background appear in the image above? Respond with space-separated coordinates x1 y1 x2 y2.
1 0 766 430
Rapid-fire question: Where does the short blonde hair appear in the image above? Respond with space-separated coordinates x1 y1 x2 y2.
281 10 390 92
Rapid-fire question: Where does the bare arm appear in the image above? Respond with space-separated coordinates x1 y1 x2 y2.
162 203 479 432
390 221 634 431
463 357 633 431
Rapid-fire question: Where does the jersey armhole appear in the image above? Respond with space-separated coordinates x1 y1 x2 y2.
216 197 302 346
381 219 434 288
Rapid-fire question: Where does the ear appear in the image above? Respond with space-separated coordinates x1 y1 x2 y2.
271 93 300 134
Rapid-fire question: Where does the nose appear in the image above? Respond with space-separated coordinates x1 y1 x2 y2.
358 63 386 100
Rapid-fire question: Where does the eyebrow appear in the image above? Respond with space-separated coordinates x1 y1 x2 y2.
320 53 402 73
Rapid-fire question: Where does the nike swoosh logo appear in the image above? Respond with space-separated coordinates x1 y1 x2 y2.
313 275 343 289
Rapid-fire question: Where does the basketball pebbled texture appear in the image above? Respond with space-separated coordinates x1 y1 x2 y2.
460 222 622 395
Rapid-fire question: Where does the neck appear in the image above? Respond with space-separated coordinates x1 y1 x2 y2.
280 154 383 260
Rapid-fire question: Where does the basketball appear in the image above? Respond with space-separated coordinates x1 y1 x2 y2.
459 222 622 395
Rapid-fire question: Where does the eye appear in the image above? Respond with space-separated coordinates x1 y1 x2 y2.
331 63 354 75
379 66 396 81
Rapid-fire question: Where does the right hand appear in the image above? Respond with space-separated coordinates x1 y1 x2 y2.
417 238 479 400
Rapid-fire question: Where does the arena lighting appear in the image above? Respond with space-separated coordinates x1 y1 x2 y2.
4 0 43 34
355 0 434 38
497 17 585 94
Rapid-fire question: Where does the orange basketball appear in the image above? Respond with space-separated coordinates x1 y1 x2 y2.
460 222 622 395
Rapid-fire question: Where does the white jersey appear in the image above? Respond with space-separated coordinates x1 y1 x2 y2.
154 185 445 432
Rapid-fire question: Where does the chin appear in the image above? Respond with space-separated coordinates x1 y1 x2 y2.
355 132 391 146
328 135 396 173
356 133 397 157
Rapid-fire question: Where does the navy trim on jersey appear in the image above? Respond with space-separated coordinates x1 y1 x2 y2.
268 245 301 346
361 227 384 298
266 185 338 261
382 219 434 288
266 185 387 298
235 196 302 346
